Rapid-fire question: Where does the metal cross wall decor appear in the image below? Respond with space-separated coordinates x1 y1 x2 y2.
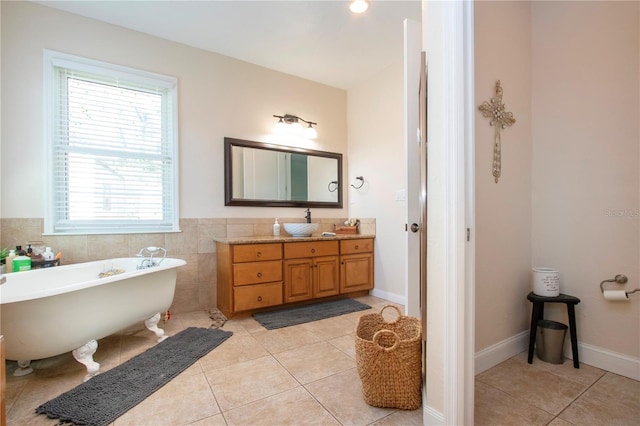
478 80 516 183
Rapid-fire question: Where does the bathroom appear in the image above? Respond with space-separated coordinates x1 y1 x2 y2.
1 1 639 425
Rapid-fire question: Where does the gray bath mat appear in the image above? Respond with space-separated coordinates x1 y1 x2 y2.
35 327 232 426
253 298 371 330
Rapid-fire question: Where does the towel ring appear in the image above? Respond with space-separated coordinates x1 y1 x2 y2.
351 176 364 189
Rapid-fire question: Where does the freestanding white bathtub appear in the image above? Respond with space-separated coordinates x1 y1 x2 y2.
0 256 185 380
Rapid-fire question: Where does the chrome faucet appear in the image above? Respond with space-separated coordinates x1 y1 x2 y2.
136 246 167 269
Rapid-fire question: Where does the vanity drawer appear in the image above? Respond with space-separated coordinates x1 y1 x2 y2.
233 260 283 286
340 238 374 254
234 282 283 311
284 240 339 259
233 243 282 263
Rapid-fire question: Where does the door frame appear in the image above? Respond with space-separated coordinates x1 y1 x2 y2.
421 0 475 424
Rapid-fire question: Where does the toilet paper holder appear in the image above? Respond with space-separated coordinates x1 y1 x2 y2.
600 274 640 297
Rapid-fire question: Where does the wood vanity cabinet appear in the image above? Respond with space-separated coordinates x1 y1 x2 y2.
340 238 374 293
217 242 283 316
283 240 340 303
217 237 374 317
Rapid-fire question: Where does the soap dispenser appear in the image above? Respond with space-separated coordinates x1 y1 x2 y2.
273 218 281 237
6 249 16 273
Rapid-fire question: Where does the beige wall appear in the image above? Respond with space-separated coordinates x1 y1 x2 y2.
1 1 348 220
475 0 639 366
474 1 533 352
347 60 407 302
531 1 639 359
0 1 353 315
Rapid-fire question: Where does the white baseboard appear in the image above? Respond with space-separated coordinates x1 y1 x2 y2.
422 404 445 425
369 288 406 305
474 331 640 381
474 330 529 375
565 342 640 381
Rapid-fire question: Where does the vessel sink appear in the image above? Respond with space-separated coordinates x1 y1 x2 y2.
283 223 319 237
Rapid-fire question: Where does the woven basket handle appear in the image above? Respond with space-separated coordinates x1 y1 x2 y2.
379 305 403 324
372 329 400 351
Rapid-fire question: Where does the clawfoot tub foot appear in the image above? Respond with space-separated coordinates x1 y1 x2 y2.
14 360 34 376
72 340 100 382
145 312 168 342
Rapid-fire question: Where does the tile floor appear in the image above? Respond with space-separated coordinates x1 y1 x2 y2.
4 295 640 425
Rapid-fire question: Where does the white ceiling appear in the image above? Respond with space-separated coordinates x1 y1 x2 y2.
35 0 422 90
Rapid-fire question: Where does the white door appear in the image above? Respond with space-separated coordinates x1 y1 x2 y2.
404 18 422 319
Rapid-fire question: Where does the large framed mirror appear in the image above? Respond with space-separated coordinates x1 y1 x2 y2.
224 137 343 208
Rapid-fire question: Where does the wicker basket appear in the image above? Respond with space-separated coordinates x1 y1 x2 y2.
355 305 422 410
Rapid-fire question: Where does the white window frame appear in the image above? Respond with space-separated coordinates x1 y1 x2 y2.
43 50 180 235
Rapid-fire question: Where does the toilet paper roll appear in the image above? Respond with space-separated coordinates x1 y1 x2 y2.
603 290 628 301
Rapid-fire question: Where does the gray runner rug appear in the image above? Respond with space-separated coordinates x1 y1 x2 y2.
253 298 371 330
35 327 233 426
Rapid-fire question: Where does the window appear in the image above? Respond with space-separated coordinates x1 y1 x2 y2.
43 50 179 234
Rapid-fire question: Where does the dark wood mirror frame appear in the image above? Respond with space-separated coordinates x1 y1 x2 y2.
224 137 343 208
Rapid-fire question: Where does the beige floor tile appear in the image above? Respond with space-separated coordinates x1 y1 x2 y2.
477 358 587 415
305 368 395 425
114 372 220 426
327 334 357 359
205 355 299 411
251 325 323 354
188 413 228 425
6 370 88 422
229 315 265 334
274 341 355 384
223 386 340 426
474 381 555 425
547 418 575 426
199 333 269 371
558 372 640 425
353 295 389 308
512 351 606 387
4 373 28 416
369 408 423 425
300 315 358 341
217 320 250 336
6 296 636 426
174 310 219 329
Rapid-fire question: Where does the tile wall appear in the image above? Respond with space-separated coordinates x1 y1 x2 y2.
0 218 375 314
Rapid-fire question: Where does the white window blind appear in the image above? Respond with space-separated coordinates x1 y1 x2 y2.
44 50 179 234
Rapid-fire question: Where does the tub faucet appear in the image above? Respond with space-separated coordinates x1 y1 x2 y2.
305 208 311 223
136 246 166 269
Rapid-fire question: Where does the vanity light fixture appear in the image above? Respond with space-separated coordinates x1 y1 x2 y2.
273 114 318 139
350 0 369 14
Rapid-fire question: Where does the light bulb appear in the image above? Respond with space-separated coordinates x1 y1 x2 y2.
273 118 287 134
350 0 368 14
290 121 304 134
305 125 318 139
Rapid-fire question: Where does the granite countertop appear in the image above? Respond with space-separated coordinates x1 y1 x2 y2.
214 234 375 245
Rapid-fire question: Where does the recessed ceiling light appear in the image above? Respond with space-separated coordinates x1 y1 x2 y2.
350 0 369 14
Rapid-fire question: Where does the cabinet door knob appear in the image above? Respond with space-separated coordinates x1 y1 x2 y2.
311 248 316 254
355 245 359 249
257 272 262 278
257 296 263 302
256 251 262 257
